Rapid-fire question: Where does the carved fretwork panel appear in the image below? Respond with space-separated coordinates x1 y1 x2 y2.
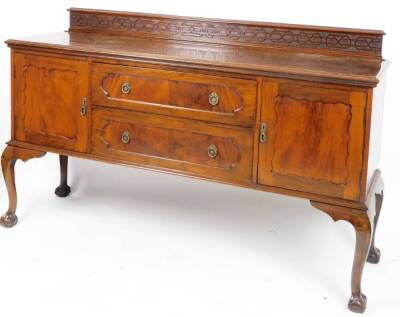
69 9 383 57
258 80 366 200
14 53 89 152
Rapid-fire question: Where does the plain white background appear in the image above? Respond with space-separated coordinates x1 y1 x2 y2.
0 1 399 316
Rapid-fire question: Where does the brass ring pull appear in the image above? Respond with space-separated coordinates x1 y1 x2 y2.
208 92 219 106
208 144 218 159
121 82 132 94
121 131 131 144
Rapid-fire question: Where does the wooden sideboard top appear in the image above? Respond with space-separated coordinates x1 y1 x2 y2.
6 8 385 86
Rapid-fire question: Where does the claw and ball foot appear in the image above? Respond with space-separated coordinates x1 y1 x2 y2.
54 155 71 197
0 145 46 228
367 246 381 264
0 213 18 228
348 293 367 314
55 184 71 197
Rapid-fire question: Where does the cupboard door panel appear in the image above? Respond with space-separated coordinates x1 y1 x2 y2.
258 81 366 200
14 53 89 152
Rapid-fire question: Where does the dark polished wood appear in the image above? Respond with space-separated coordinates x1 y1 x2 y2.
1 8 387 313
0 145 46 228
55 155 71 197
68 8 383 57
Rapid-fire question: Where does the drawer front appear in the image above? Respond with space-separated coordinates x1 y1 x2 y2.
91 108 254 182
91 64 257 126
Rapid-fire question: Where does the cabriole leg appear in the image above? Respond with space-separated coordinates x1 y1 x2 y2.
0 145 46 228
310 201 372 313
348 216 371 313
55 155 71 197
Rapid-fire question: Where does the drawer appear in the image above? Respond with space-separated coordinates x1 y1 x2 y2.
91 108 254 182
91 63 257 126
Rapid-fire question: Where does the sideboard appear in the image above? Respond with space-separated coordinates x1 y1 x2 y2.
1 8 387 313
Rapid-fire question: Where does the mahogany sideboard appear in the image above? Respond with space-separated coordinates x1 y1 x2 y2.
1 8 387 313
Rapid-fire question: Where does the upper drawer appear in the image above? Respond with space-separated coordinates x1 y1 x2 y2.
91 63 257 126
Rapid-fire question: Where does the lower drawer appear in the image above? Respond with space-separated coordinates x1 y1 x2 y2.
91 108 254 182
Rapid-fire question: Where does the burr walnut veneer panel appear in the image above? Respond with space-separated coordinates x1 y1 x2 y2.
258 81 366 200
91 108 254 182
13 53 89 152
91 63 257 126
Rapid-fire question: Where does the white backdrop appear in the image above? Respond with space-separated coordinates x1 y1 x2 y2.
0 1 399 316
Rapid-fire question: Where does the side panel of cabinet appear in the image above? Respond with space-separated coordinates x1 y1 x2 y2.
13 52 89 152
258 80 366 201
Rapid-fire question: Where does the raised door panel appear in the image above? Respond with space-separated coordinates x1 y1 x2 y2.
13 53 89 152
258 80 366 200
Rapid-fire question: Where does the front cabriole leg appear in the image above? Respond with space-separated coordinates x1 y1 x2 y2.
310 201 372 313
310 171 384 313
0 145 46 228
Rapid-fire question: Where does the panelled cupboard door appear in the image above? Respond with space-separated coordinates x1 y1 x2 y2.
13 52 89 152
258 80 366 201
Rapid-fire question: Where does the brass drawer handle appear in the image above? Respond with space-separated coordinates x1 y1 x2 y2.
121 131 131 144
208 144 218 158
208 92 219 106
121 82 132 94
